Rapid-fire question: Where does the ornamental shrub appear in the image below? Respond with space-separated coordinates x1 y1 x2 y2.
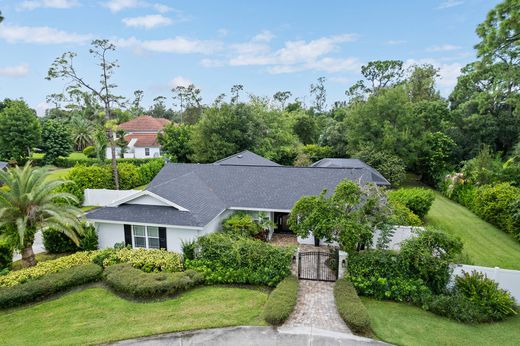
80 224 99 251
455 271 517 321
422 293 486 323
104 264 203 298
117 162 143 190
0 240 13 272
334 280 372 335
42 223 99 253
0 251 98 287
93 248 183 273
138 159 164 185
59 164 113 204
82 146 96 158
0 263 102 309
185 233 294 286
222 212 262 237
473 183 520 237
387 188 435 218
451 183 478 211
263 275 298 325
388 200 422 226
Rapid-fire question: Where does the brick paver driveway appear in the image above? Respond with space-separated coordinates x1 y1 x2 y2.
283 280 351 333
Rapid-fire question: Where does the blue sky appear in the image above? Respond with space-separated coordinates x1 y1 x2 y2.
0 0 501 115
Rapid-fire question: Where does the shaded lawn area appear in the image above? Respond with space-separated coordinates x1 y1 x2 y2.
425 191 520 270
363 298 520 346
0 286 268 345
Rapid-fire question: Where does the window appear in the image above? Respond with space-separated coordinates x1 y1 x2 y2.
145 148 150 156
132 225 160 249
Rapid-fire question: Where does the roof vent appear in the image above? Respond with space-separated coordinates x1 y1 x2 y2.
237 155 243 158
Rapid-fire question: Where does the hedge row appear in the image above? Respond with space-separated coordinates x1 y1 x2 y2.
333 280 372 335
92 248 183 273
0 264 102 309
33 157 161 168
387 188 435 219
263 275 298 325
104 264 203 298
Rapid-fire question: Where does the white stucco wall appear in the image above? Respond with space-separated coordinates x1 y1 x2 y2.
166 228 200 253
105 146 161 159
200 209 233 236
96 222 126 249
126 195 170 206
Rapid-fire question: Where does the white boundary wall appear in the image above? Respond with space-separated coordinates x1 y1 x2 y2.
84 189 139 207
451 264 520 302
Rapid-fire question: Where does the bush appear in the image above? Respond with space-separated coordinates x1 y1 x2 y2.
181 239 197 261
353 147 406 186
222 212 262 237
42 223 99 254
455 271 517 321
263 275 298 325
185 233 294 287
473 183 520 238
82 146 96 158
451 183 478 210
387 188 435 218
104 264 203 298
138 159 164 185
0 251 98 287
388 200 422 226
117 162 143 190
422 293 486 323
92 248 183 273
61 165 113 204
33 157 159 168
0 240 13 272
0 263 102 309
334 280 372 335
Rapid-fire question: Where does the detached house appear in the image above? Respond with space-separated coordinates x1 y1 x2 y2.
106 116 170 159
87 151 390 252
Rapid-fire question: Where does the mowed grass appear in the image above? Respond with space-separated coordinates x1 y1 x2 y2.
45 167 71 181
425 191 520 270
363 298 520 346
0 286 268 346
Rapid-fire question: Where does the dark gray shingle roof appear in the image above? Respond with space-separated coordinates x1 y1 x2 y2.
214 150 281 166
310 158 390 185
0 162 7 170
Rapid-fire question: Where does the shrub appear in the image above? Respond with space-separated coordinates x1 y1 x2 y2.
0 251 98 287
0 240 13 272
387 188 435 218
181 239 197 261
473 183 520 238
138 159 164 185
82 146 96 158
104 264 203 298
185 233 294 286
455 271 517 321
93 248 183 273
117 162 143 190
388 200 422 226
353 147 406 186
0 263 102 309
42 223 99 253
263 275 298 325
451 183 478 210
334 280 372 335
60 164 113 204
222 212 262 237
422 293 486 323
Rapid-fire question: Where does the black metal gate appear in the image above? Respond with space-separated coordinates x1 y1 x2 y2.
298 251 338 281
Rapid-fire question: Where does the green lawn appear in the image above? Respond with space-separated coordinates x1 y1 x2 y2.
31 152 87 160
46 167 71 181
425 191 520 270
0 286 268 345
363 298 520 346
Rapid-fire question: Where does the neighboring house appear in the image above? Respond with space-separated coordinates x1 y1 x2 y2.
106 116 171 159
87 150 390 252
311 158 389 185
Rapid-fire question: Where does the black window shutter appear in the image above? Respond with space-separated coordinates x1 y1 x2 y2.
124 224 132 247
159 227 167 250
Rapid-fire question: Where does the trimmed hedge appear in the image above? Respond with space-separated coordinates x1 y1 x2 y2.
334 280 371 335
92 248 183 273
0 263 102 309
263 275 298 325
387 188 435 218
33 156 161 168
0 251 98 287
104 264 203 298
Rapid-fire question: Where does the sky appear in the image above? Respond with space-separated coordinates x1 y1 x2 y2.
0 0 502 115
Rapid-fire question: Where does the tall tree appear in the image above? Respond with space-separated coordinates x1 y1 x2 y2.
406 64 441 102
273 91 292 109
69 116 94 151
0 163 83 267
130 90 144 117
0 99 41 163
47 39 122 189
41 119 73 165
361 60 404 92
230 84 243 104
158 123 193 162
310 77 327 113
172 84 202 124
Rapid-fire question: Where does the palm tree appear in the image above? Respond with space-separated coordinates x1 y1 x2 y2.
0 163 84 267
70 116 94 151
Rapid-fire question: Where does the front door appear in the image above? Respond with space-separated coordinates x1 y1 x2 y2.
274 212 290 233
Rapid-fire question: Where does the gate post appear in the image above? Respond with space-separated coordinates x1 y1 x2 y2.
337 251 348 279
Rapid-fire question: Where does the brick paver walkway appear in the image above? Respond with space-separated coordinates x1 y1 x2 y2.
283 280 351 334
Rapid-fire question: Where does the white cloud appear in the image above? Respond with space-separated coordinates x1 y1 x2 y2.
169 76 192 88
18 0 79 10
427 44 462 52
386 40 406 45
0 24 92 44
0 64 29 77
436 0 464 9
117 36 222 54
35 102 50 117
252 30 275 43
122 14 172 29
102 0 171 13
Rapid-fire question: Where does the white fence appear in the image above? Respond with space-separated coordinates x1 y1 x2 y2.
451 264 520 302
83 189 139 207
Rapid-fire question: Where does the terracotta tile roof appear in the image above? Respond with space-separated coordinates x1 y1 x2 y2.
119 116 171 132
124 133 160 147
